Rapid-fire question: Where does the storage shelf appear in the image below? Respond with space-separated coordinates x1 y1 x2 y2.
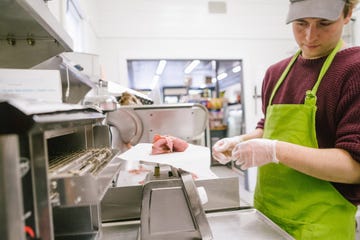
0 0 73 68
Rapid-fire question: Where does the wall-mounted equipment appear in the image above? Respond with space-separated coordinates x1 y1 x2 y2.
0 0 73 68
32 53 96 104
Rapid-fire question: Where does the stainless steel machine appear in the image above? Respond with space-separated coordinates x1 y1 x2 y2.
100 104 295 240
139 166 213 240
0 97 295 239
0 98 123 240
105 103 210 152
0 0 73 68
100 163 295 240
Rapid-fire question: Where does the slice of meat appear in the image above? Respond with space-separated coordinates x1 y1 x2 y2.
151 137 173 154
151 134 189 155
128 165 151 175
172 137 189 152
152 134 162 142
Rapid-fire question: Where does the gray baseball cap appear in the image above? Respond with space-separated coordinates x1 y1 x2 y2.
286 0 346 24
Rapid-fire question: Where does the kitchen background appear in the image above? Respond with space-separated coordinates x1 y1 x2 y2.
1 2 359 239
44 0 359 133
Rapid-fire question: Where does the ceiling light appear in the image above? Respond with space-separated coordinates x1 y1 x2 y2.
232 65 241 73
217 72 228 80
151 75 160 89
155 60 167 75
152 75 160 81
188 89 202 95
211 60 216 70
184 60 200 74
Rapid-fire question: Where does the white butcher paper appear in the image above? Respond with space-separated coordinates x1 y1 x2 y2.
118 143 218 180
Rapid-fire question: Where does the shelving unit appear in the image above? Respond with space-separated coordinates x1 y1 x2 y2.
0 0 73 68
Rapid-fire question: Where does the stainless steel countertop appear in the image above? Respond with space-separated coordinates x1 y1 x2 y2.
102 208 294 240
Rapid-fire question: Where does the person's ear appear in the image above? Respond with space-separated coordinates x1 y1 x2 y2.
343 8 353 24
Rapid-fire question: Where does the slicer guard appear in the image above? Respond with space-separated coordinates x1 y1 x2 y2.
138 165 213 240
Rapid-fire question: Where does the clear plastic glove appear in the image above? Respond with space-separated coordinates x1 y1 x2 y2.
231 139 279 170
212 136 243 164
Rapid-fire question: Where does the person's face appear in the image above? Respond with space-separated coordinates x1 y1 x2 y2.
291 12 352 59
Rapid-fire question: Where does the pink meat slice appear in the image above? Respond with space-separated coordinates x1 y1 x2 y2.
172 137 189 152
151 134 189 155
151 137 173 154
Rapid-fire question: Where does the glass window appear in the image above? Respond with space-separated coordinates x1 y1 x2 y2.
65 0 84 51
126 59 243 104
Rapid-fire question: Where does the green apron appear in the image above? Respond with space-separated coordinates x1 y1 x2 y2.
254 41 357 239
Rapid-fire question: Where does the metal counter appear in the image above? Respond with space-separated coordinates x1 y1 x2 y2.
102 208 294 240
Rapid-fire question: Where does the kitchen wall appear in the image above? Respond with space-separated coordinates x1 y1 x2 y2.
50 0 360 133
47 0 99 54
354 7 360 44
88 0 296 132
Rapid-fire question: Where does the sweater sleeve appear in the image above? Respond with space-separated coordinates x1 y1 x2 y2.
334 62 360 163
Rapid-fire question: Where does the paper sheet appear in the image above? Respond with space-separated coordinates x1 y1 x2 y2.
117 143 217 185
0 69 62 103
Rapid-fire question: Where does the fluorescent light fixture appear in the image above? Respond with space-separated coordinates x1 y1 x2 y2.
184 60 200 74
217 72 228 80
188 89 203 95
156 60 167 75
152 75 160 81
211 60 216 70
151 75 160 89
232 65 241 73
151 75 160 90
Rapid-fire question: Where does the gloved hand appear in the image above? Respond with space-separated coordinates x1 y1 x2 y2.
212 136 244 164
231 139 279 170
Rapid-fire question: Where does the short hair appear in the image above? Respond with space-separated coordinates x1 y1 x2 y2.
344 0 359 17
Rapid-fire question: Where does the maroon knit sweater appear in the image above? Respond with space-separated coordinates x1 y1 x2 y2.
256 46 360 205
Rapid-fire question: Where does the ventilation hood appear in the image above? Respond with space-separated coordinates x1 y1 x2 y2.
0 0 73 68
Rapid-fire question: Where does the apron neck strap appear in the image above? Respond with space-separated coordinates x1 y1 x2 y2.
268 50 301 105
305 40 343 104
268 40 343 106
